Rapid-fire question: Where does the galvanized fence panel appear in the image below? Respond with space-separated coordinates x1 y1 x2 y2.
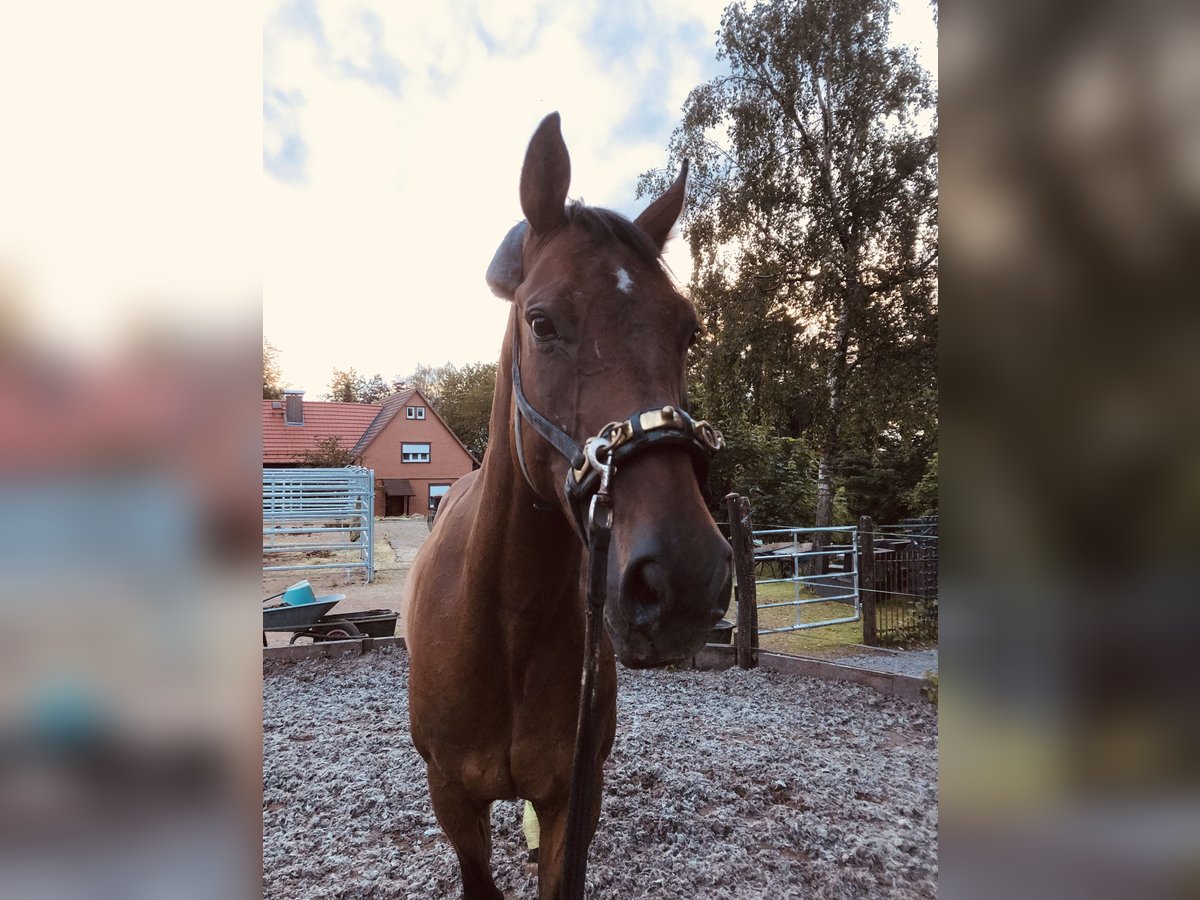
263 467 374 581
751 525 860 634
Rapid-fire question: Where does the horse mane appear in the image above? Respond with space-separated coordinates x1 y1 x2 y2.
563 201 665 270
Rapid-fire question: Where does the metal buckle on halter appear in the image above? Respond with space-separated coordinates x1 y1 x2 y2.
694 419 725 453
583 435 614 534
573 424 618 486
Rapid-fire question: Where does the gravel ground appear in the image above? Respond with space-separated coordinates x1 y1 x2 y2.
832 650 938 679
264 650 937 899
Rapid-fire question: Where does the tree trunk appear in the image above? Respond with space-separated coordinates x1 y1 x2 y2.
815 452 835 532
814 286 855 535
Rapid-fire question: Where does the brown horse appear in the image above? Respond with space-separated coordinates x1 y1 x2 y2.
404 113 732 900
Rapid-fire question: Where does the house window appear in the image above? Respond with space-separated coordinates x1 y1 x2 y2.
406 406 426 420
429 484 450 510
402 442 430 463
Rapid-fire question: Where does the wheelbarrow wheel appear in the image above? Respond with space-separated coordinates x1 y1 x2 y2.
314 621 361 642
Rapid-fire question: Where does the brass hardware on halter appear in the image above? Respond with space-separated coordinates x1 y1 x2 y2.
570 409 725 488
638 405 682 433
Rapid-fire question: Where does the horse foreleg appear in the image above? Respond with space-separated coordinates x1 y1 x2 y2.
530 797 567 900
532 782 603 900
427 774 503 900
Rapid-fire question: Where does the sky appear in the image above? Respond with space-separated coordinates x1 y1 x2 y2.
263 0 938 398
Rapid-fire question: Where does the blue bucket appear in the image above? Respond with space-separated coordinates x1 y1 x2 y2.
281 580 317 606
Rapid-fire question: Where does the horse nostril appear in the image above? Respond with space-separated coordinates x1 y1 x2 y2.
622 558 669 627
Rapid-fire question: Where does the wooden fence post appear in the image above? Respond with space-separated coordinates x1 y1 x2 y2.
859 515 876 646
725 493 759 669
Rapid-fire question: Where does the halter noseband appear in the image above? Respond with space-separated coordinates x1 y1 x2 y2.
509 314 725 539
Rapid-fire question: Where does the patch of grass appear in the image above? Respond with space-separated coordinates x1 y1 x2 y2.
748 581 864 658
922 670 939 705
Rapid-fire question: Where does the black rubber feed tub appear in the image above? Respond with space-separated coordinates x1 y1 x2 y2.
708 619 733 644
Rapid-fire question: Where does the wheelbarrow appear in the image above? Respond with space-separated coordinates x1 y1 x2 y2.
263 581 398 645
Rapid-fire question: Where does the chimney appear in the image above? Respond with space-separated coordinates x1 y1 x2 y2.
284 389 305 425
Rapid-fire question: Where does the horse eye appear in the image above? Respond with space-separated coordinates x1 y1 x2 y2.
530 315 558 340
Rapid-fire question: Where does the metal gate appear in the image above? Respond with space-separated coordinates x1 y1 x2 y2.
752 525 860 633
262 467 375 582
861 517 938 645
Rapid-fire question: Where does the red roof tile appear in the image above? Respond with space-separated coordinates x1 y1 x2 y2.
262 399 381 464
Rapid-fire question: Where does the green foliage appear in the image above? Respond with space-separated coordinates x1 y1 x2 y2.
397 362 497 461
431 363 496 461
907 450 938 517
832 485 852 526
395 363 442 405
706 413 817 526
299 435 355 468
642 0 937 529
324 368 391 404
838 433 935 523
325 368 363 403
358 374 390 404
922 670 939 706
263 339 284 399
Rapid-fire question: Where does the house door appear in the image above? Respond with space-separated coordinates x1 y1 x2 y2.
385 495 408 517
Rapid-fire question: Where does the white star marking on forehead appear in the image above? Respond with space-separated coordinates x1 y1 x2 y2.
615 267 634 295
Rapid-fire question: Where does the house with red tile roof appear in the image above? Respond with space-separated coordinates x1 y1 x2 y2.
262 388 476 516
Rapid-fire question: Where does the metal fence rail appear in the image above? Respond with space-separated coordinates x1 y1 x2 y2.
263 467 374 581
751 525 860 634
723 502 937 655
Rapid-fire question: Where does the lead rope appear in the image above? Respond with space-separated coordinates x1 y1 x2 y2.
508 308 605 896
507 309 722 897
559 442 614 900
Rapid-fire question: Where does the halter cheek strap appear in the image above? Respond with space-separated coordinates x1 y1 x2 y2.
510 320 585 482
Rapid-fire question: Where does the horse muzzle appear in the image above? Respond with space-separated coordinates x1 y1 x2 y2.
605 522 733 669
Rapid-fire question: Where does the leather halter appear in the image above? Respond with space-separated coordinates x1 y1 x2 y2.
509 315 725 539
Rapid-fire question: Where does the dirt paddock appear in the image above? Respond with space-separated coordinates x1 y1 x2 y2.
263 650 937 898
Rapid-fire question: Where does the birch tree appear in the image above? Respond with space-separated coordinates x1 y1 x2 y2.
642 0 937 529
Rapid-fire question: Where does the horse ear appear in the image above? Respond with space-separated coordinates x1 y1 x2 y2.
634 159 688 250
519 112 570 234
485 220 528 300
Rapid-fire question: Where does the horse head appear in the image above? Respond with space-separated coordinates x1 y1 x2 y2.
486 113 733 668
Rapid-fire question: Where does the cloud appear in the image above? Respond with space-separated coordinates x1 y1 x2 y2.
264 88 309 183
331 9 405 95
262 0 934 395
